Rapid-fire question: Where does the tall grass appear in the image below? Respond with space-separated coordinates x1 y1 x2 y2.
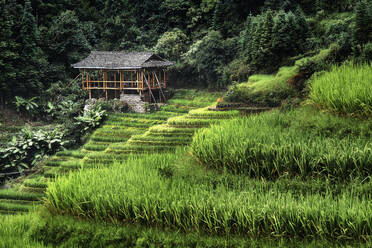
45 150 372 240
0 214 50 248
191 107 372 179
310 61 372 116
27 212 368 248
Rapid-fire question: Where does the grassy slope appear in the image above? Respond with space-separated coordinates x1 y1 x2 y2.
224 65 298 106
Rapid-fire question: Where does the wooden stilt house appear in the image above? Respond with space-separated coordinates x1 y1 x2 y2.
72 51 174 102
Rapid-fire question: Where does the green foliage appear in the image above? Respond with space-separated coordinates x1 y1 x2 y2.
0 0 19 103
154 28 189 61
239 9 310 73
17 0 48 97
353 0 372 48
74 105 107 133
183 30 231 88
309 61 372 116
224 65 298 106
0 127 66 174
14 96 39 116
43 10 90 81
191 107 372 179
61 103 107 144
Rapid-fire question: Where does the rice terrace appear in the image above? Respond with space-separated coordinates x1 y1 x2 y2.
0 0 372 247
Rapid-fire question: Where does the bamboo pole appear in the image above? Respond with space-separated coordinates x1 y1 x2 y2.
82 73 84 89
148 72 150 89
152 72 155 88
164 70 166 88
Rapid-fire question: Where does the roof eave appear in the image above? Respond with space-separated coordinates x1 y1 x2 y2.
72 66 142 70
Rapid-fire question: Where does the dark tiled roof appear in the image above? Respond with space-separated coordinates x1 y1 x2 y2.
72 51 174 69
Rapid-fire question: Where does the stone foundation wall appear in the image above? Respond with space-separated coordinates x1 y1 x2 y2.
120 93 146 113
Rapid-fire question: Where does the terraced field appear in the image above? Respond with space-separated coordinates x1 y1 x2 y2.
0 90 230 215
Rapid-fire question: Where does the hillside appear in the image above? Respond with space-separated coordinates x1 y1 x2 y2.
1 0 372 247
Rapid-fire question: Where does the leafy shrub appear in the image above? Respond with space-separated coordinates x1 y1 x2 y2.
14 96 39 117
309 61 372 116
62 103 107 144
0 127 66 174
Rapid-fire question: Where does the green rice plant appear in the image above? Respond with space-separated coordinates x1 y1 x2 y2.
83 142 108 151
44 160 65 167
0 198 38 205
144 131 194 138
0 214 51 247
0 202 35 212
107 112 173 121
23 179 48 189
310 61 372 116
130 134 192 142
19 185 46 194
55 150 85 159
43 167 61 179
90 135 129 143
127 137 191 146
92 129 136 138
106 144 177 153
103 120 158 128
45 151 372 240
0 190 43 201
148 124 197 134
188 108 240 119
160 105 190 113
27 212 367 248
82 152 129 166
59 160 82 170
191 108 372 179
167 116 218 127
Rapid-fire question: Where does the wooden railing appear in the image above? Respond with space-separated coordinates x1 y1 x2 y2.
82 80 166 90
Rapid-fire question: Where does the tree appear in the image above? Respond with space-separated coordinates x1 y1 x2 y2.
17 0 47 97
353 0 372 46
44 10 90 81
0 0 20 103
154 28 189 61
183 30 228 88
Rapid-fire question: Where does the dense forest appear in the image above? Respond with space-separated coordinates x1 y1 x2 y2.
1 0 371 103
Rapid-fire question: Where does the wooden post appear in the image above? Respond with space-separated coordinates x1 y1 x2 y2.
81 71 84 89
148 72 150 89
120 71 123 90
103 71 108 101
164 70 166 88
141 70 143 89
152 72 155 88
88 72 92 99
